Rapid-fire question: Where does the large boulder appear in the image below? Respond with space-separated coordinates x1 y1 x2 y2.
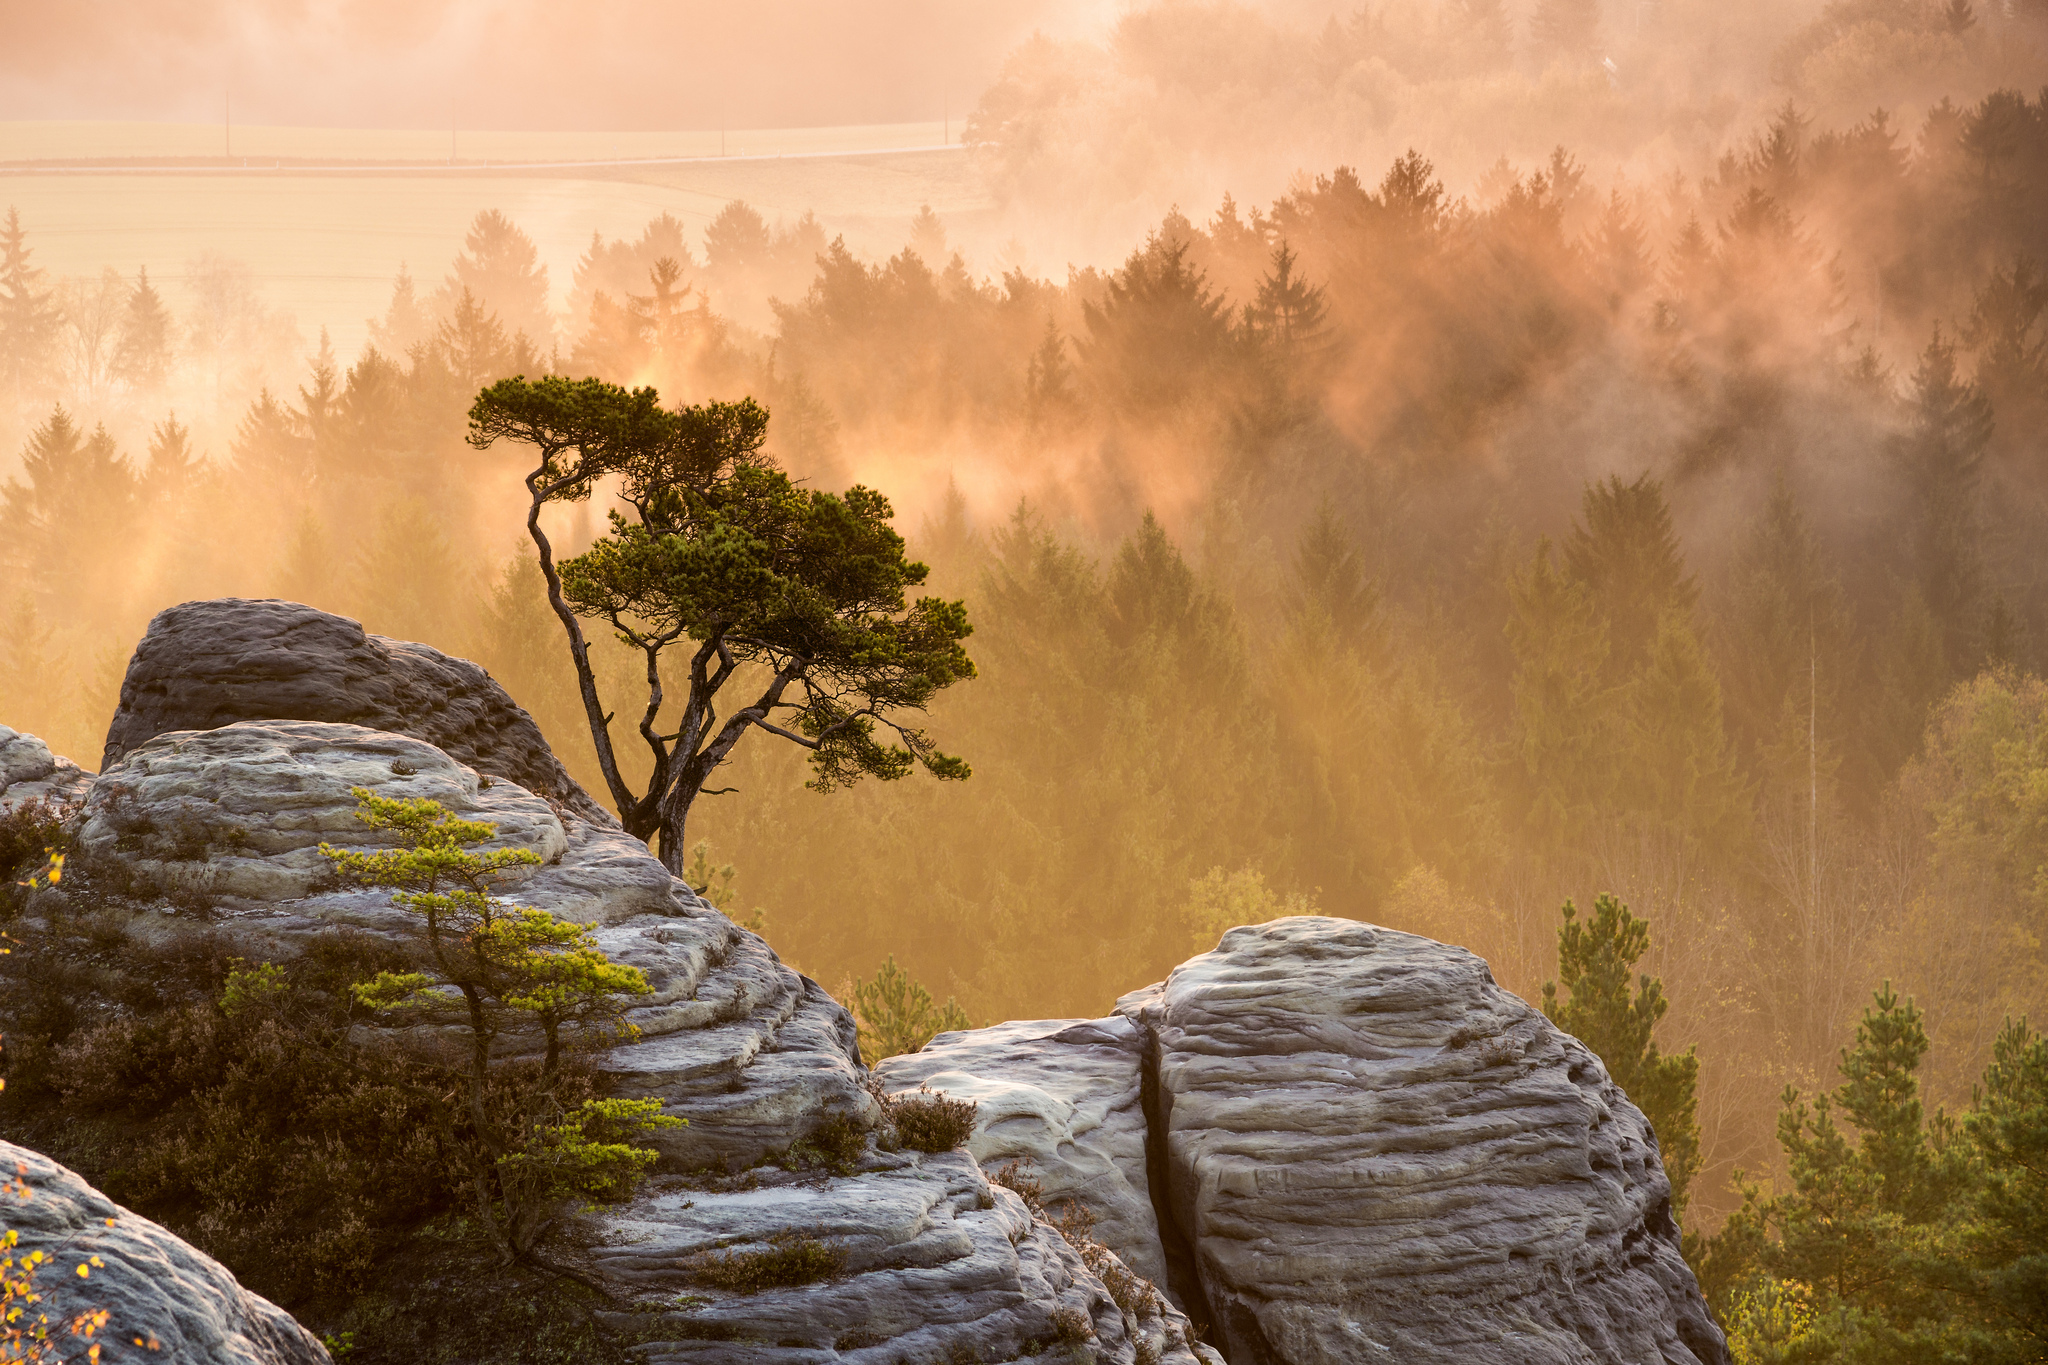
76 719 872 1170
100 598 611 825
0 725 91 813
0 1138 331 1365
1116 916 1731 1365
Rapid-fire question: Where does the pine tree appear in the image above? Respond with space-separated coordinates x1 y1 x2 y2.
1756 985 1940 1312
1542 893 1703 1217
112 265 173 392
322 788 673 1262
850 956 970 1060
1959 1018 2048 1351
0 207 62 401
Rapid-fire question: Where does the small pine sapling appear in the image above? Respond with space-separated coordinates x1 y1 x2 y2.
321 787 678 1262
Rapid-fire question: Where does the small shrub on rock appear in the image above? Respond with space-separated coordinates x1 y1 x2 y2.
1050 1304 1093 1345
692 1231 846 1293
874 1082 977 1154
0 797 72 914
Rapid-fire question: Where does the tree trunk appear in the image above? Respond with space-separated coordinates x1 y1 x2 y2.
657 792 694 876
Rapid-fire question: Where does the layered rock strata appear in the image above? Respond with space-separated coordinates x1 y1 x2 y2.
585 1149 1215 1364
74 718 871 1169
1118 916 1729 1365
100 598 609 824
0 1139 331 1365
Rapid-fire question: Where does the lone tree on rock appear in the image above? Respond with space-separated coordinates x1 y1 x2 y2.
467 375 976 870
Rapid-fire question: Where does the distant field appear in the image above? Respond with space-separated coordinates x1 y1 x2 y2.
0 119 961 165
0 121 992 360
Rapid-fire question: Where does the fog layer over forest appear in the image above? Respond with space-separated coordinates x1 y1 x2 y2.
5 0 2048 1266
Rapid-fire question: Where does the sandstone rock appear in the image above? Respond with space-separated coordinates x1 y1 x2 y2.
581 1149 1216 1365
875 1016 1169 1292
53 718 1205 1363
100 598 610 824
78 720 569 907
0 726 91 814
0 1139 330 1365
76 719 873 1171
1116 915 1731 1365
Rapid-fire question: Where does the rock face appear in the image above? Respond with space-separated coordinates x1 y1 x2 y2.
0 1139 331 1365
99 598 610 824
47 716 1208 1359
1116 917 1730 1365
875 1016 1169 1291
0 725 92 813
78 718 872 1171
586 1149 1214 1365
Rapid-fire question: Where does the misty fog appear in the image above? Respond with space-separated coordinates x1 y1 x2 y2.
5 0 2048 1345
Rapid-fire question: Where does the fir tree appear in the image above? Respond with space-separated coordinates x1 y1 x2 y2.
367 264 433 356
0 409 139 618
1022 316 1077 433
144 413 199 502
1542 893 1703 1217
1626 611 1748 851
441 209 553 351
1563 472 1699 680
0 207 61 400
1530 0 1600 60
1244 240 1330 361
112 265 173 392
908 204 948 263
434 287 523 394
1509 537 1615 843
1078 234 1234 410
1895 326 1993 674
